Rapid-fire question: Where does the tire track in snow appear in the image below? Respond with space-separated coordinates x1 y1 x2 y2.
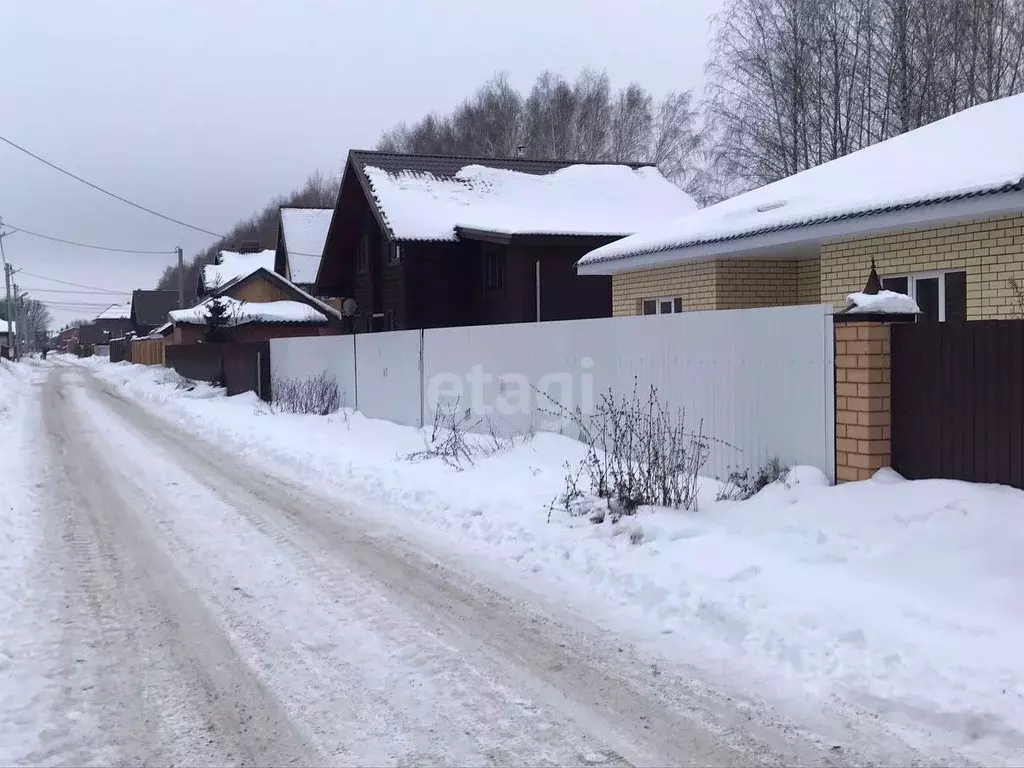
70 364 881 767
33 368 316 766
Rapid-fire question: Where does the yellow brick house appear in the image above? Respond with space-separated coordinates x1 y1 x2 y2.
577 94 1024 322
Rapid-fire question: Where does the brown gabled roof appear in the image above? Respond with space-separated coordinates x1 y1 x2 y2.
131 290 179 327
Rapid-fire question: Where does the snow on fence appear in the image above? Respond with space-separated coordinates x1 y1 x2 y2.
270 305 836 480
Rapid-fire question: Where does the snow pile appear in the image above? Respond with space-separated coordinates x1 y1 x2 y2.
86 358 1024 763
0 359 55 761
364 163 695 241
95 302 132 320
202 250 275 289
169 297 328 326
581 93 1024 268
846 290 921 314
280 208 332 284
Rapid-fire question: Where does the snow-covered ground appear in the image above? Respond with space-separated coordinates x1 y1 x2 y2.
0 359 63 761
80 356 1024 764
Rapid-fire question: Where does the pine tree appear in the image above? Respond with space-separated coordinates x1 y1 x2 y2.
204 296 233 341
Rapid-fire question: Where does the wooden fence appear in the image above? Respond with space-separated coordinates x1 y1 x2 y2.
891 320 1024 489
131 338 165 366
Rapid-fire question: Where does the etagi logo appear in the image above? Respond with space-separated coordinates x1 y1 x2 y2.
426 357 596 429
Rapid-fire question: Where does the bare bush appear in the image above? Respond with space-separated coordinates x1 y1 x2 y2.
542 380 715 522
271 371 340 415
406 398 525 470
716 457 789 501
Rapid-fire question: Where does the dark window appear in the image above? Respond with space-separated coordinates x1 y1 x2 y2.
882 276 909 295
917 277 940 323
673 297 683 313
642 299 657 315
485 249 505 291
659 299 673 314
357 231 369 273
944 270 967 324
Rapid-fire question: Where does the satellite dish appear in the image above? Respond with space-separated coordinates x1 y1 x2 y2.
342 297 357 316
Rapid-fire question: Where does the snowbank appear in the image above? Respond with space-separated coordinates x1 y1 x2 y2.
0 359 58 761
85 358 1024 762
846 290 921 314
364 163 695 241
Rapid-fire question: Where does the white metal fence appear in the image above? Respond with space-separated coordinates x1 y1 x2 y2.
270 305 835 480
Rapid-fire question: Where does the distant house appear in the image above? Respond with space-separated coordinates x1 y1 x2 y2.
578 93 1024 323
55 325 78 353
198 248 276 298
0 320 14 358
130 290 180 336
314 151 695 332
275 207 333 294
164 266 343 345
90 302 133 351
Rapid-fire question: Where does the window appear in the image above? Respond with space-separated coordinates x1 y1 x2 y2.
485 248 505 291
641 296 684 315
882 270 966 323
387 243 402 265
357 231 369 273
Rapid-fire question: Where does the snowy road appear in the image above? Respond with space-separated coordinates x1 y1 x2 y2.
11 362 857 767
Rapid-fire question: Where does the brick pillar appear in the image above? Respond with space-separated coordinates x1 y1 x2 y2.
834 318 893 482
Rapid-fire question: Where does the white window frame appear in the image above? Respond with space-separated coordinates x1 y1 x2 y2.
884 268 962 322
641 296 684 315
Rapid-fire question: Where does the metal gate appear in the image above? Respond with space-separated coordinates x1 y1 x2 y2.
891 320 1024 488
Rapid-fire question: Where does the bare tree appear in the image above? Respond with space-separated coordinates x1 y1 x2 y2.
706 0 1024 191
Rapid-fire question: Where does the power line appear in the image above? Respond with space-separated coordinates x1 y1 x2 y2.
22 286 130 296
0 221 177 255
18 270 134 293
0 133 225 238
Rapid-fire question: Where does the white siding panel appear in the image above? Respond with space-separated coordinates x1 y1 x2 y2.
270 305 836 479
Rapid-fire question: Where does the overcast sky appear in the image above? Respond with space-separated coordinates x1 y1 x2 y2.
1 0 721 329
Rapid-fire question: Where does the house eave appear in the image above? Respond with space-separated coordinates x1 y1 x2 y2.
576 188 1024 275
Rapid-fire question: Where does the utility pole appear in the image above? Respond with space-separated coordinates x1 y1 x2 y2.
176 246 184 309
0 221 12 359
2 264 11 359
12 282 20 361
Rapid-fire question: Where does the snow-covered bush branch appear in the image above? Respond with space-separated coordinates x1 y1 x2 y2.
406 398 525 471
270 371 341 416
541 380 714 522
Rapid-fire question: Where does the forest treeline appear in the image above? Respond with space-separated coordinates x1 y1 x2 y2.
157 0 1024 297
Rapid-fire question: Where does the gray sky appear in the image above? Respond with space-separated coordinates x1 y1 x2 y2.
1 0 721 329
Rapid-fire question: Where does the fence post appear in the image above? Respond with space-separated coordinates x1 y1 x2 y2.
418 329 425 429
352 333 358 412
833 313 913 482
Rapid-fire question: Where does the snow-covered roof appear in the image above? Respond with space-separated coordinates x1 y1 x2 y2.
580 93 1024 272
96 301 132 320
280 208 332 284
201 249 276 290
363 163 695 241
0 320 14 335
168 297 328 327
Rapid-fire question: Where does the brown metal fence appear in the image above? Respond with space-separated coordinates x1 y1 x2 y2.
891 320 1024 489
164 342 271 401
